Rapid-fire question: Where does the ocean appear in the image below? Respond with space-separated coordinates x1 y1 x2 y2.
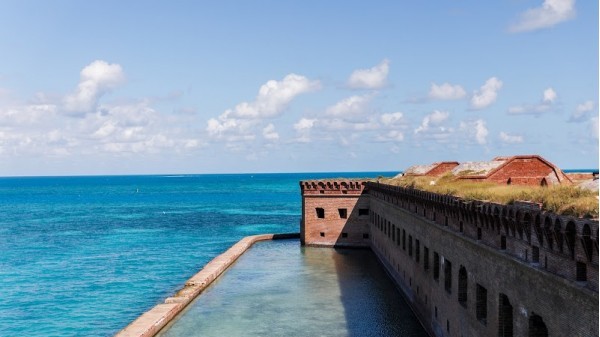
0 172 396 337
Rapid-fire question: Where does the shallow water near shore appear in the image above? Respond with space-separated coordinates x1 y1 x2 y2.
0 172 396 337
158 240 427 337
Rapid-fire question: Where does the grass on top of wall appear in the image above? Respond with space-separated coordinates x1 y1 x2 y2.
380 174 599 219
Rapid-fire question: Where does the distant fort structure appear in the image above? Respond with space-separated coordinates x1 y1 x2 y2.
300 155 598 337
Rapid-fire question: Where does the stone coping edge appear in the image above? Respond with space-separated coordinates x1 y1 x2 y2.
114 232 300 337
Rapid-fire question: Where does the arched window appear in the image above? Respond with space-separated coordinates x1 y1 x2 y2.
544 217 553 250
565 221 577 259
534 214 543 247
458 266 467 307
554 218 563 253
528 314 548 337
498 293 513 337
522 213 532 243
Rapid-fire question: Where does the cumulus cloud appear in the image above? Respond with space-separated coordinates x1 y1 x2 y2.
414 110 450 134
262 123 279 141
470 77 503 110
347 59 390 89
459 119 488 145
499 131 524 144
325 94 373 118
375 130 404 142
508 87 558 116
225 74 320 119
543 87 557 103
207 73 319 141
569 100 595 122
63 60 125 115
509 0 576 33
379 112 406 126
428 82 466 100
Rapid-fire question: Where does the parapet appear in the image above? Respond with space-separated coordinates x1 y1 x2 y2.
300 180 367 195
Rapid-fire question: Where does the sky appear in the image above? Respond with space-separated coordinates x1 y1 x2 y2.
0 0 597 176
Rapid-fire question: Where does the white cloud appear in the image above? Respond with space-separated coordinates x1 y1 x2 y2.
509 0 576 33
543 87 557 103
414 110 450 134
207 73 319 143
262 123 279 141
347 59 390 89
226 73 320 119
293 118 317 131
569 100 595 122
63 60 124 115
499 131 524 144
508 87 558 116
376 130 404 142
471 77 503 110
380 112 405 126
459 119 488 145
428 82 466 100
325 94 373 117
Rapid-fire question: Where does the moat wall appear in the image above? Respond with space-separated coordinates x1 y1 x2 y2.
300 180 599 337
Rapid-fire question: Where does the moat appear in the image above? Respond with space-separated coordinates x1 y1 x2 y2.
157 239 427 337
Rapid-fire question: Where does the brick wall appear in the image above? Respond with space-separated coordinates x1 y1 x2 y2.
300 180 599 337
300 180 370 247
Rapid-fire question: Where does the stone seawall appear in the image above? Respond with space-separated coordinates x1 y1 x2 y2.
115 233 299 337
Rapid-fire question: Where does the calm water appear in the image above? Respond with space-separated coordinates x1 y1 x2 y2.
158 240 427 337
0 172 396 337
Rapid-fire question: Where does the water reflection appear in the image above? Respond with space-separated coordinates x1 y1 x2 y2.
158 240 427 337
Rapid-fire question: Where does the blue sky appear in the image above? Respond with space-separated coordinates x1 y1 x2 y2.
0 0 597 176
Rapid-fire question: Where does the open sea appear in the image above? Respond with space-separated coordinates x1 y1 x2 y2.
0 172 397 337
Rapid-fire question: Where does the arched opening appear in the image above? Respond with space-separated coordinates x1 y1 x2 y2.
565 221 577 259
528 314 548 337
582 224 593 262
522 213 532 243
554 218 563 253
534 214 543 247
540 178 547 187
544 217 553 250
498 293 513 337
458 266 467 307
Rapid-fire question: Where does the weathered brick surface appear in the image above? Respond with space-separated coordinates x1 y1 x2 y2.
301 180 599 337
428 162 460 177
301 180 370 247
458 155 572 186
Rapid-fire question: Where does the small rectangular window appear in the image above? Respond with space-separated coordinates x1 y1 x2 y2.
338 208 347 219
409 235 413 257
402 230 406 250
433 252 440 280
532 246 539 263
320 232 325 237
444 259 452 293
476 284 487 324
358 208 369 216
316 207 325 218
341 232 348 238
501 235 506 250
424 246 429 270
576 262 587 282
363 233 369 239
415 239 420 263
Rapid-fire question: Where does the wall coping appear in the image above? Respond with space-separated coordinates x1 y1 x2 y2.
114 233 300 337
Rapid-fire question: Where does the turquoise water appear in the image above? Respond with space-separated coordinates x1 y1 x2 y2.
0 173 396 337
157 240 427 337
